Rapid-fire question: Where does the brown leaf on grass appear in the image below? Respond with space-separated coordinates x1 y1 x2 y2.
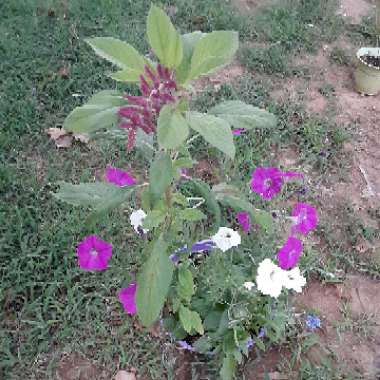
46 128 89 148
73 133 90 144
115 370 136 380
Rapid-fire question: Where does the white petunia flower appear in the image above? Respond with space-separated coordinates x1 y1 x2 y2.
283 267 306 293
211 227 241 252
243 281 255 290
130 209 148 234
256 259 287 298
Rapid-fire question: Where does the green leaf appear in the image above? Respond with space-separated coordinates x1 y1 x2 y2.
179 305 204 335
172 192 188 206
147 4 183 68
190 180 221 232
189 31 238 81
173 157 193 170
149 153 173 201
209 100 277 130
178 208 206 221
142 209 166 229
136 238 174 327
64 90 126 133
157 105 189 149
177 267 194 302
187 111 235 159
192 336 212 354
212 183 272 231
53 182 131 209
110 69 141 83
176 31 204 84
220 354 237 380
85 37 146 72
255 338 265 351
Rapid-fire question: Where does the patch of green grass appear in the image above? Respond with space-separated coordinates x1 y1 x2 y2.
0 0 255 378
238 0 344 75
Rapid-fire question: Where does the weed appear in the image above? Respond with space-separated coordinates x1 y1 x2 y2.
329 47 351 66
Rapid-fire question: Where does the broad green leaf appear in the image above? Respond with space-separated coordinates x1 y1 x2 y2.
190 179 221 232
212 183 272 231
187 111 235 159
176 31 204 84
86 37 146 71
110 69 141 83
149 153 173 201
157 105 189 149
173 157 193 169
142 209 167 229
53 182 131 209
172 192 188 206
209 100 277 130
135 129 154 162
178 208 206 221
177 267 194 302
179 305 204 335
147 4 183 68
220 354 237 380
136 238 173 327
64 90 126 133
189 31 238 80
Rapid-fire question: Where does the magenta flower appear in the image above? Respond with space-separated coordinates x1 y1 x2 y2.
291 202 318 235
118 283 137 315
76 235 112 271
250 167 302 200
105 166 136 187
118 64 177 150
250 167 283 200
236 211 251 233
277 236 302 270
232 129 246 136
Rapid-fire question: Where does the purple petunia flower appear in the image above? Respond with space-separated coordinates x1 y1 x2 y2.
277 236 303 270
250 167 302 200
291 202 318 235
76 235 112 271
118 283 137 315
177 340 193 351
250 167 284 200
232 129 246 136
105 166 136 187
236 211 251 233
305 315 321 330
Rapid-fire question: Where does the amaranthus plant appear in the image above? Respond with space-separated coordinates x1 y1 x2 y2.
54 5 318 379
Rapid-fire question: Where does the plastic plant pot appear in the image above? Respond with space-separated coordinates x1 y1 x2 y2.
354 47 380 95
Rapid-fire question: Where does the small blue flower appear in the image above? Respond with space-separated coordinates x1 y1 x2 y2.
246 337 254 349
191 239 216 252
169 253 180 264
258 327 265 338
177 340 193 351
305 315 321 330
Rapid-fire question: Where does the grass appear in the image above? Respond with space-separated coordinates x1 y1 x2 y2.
238 0 344 75
1 0 378 379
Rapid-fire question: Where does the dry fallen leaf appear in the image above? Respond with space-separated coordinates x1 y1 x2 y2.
148 320 161 338
73 133 90 144
115 370 136 380
46 128 89 148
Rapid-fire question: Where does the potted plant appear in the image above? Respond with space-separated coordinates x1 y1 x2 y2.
354 0 380 95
